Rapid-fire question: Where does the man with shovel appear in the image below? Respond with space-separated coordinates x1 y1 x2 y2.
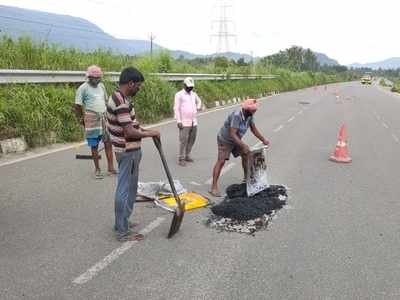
107 67 160 242
209 98 270 197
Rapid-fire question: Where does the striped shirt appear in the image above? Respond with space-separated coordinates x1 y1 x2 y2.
106 90 141 152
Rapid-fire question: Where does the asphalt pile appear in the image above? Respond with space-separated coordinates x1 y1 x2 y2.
206 183 288 235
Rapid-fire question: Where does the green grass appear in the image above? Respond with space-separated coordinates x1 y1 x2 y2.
391 81 400 93
0 35 355 148
0 72 341 147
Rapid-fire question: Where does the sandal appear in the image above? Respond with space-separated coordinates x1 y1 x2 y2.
208 190 222 197
185 157 194 163
118 232 144 242
95 170 104 179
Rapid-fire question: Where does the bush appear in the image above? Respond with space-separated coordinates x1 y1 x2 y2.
391 81 400 93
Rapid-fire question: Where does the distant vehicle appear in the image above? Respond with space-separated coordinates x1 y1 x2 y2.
361 73 372 85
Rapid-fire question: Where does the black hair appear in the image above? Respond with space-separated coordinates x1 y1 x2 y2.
119 67 145 85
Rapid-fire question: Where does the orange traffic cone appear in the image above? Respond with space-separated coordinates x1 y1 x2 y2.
330 124 352 163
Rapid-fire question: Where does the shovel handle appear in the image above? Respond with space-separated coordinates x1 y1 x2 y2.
152 137 183 208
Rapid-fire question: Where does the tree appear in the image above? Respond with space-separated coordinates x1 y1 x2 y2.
303 48 318 71
236 57 248 66
214 56 229 70
286 46 304 71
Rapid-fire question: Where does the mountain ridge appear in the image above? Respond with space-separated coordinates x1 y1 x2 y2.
349 58 400 70
1 4 341 66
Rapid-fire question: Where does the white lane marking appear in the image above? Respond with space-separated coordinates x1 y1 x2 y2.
273 125 284 132
73 217 165 285
382 122 389 129
297 110 303 115
287 116 295 123
392 134 400 143
205 162 236 185
190 181 202 186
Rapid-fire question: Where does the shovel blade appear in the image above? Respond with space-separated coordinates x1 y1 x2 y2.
153 136 186 238
167 206 185 238
75 147 104 160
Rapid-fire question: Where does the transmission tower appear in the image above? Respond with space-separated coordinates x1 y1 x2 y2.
210 0 237 54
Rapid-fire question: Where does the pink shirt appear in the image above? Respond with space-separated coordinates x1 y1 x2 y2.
174 89 202 127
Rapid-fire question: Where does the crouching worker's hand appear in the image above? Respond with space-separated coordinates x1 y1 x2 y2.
262 138 270 147
177 123 183 130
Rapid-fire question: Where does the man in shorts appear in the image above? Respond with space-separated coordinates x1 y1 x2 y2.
75 65 117 179
209 98 270 197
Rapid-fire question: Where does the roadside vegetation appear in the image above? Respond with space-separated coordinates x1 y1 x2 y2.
373 68 400 93
0 36 358 147
392 81 400 93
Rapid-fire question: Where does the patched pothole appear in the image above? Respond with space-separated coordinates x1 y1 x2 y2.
205 184 288 235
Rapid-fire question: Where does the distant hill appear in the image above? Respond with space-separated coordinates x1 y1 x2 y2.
0 5 341 66
314 52 339 66
0 5 255 62
349 58 400 70
0 5 163 55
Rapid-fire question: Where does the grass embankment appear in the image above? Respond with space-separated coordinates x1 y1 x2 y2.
0 72 340 147
0 36 350 147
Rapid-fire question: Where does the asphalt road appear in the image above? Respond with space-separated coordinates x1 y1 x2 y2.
1 82 400 300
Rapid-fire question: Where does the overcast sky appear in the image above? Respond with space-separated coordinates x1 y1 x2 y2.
0 0 399 65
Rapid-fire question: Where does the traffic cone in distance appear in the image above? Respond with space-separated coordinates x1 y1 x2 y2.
330 124 352 163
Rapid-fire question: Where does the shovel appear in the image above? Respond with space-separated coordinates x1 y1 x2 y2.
152 136 185 238
75 147 103 160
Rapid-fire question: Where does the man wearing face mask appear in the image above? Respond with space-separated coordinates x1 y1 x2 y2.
209 99 270 197
174 77 202 166
75 65 116 179
107 67 160 242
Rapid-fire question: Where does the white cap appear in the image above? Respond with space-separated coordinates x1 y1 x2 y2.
183 77 194 87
